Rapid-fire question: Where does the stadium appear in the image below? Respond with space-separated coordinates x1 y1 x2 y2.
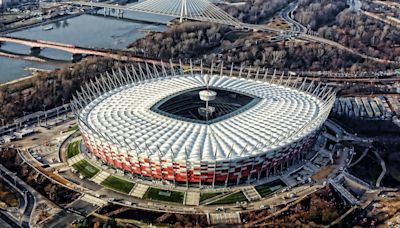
71 61 336 188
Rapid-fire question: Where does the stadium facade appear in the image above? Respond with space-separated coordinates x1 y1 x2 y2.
71 61 335 188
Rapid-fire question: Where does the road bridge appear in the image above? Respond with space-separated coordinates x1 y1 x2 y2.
68 0 286 34
0 36 116 61
1 36 400 86
66 0 400 66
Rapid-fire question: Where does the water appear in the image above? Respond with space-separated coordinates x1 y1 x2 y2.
0 9 171 83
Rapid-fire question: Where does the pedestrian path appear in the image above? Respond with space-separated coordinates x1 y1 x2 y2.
130 184 149 199
67 154 84 166
184 191 200 206
81 194 107 207
209 212 241 225
90 171 110 184
242 186 261 201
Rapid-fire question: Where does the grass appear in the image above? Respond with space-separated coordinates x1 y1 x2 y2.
200 192 221 202
101 176 135 194
255 180 286 197
72 160 100 179
66 125 78 132
143 188 184 204
67 140 81 158
210 191 247 205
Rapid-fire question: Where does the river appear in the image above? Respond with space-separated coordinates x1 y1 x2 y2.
0 8 172 83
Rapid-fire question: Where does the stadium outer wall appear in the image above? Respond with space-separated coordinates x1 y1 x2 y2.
79 124 320 187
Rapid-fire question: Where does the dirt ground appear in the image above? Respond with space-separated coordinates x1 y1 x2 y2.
0 179 19 208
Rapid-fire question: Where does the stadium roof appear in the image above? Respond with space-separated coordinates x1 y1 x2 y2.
74 66 335 163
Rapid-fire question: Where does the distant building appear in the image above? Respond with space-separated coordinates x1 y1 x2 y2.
0 0 8 9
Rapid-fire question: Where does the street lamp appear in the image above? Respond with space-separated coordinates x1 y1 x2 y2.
14 119 19 132
42 104 47 126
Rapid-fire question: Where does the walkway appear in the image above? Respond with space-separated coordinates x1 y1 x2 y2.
209 212 241 225
67 153 84 166
184 191 200 206
81 194 108 207
90 171 111 185
372 150 386 188
130 184 149 199
242 186 262 202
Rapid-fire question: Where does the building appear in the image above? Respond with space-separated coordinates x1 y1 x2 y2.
0 0 9 9
71 61 335 188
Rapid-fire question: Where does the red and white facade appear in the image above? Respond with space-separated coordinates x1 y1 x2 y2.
72 62 335 188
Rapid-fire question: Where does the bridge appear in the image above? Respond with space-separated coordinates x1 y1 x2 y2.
0 36 140 62
68 0 400 66
1 35 400 85
67 0 286 33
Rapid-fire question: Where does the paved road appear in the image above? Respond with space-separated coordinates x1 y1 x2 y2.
0 165 36 228
0 210 20 228
42 199 98 228
21 192 34 228
279 0 306 33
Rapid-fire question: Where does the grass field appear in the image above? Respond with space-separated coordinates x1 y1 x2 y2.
101 176 135 194
200 192 221 202
143 188 184 204
255 180 286 197
72 160 100 178
210 191 247 205
67 140 81 158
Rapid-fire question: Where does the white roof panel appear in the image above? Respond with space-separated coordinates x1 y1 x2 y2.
80 74 328 162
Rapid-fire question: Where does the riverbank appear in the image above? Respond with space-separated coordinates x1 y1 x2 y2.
0 51 46 62
0 10 86 36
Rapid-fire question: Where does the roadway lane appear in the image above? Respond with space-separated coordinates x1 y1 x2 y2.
0 165 36 228
21 191 34 228
42 199 98 228
0 210 20 228
42 209 83 228
279 0 306 33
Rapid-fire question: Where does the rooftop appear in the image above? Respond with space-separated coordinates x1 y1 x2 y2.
78 73 331 162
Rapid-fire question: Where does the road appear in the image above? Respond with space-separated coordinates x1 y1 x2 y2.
0 210 20 228
66 0 400 66
279 0 306 33
0 165 36 228
42 199 98 228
